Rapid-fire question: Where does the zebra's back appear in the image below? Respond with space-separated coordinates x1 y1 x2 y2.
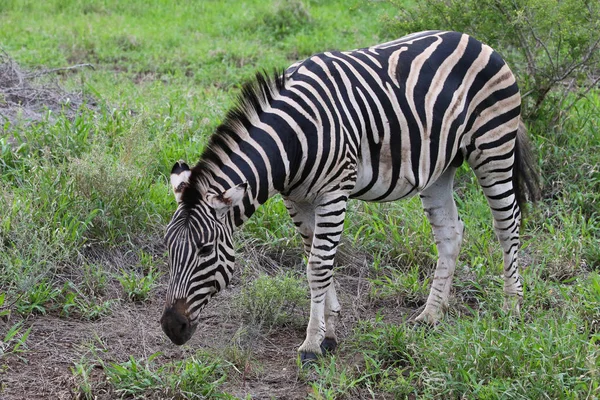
284 31 521 202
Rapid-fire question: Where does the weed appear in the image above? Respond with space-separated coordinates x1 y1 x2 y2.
103 352 231 399
60 286 116 320
0 321 31 358
220 327 263 381
0 292 31 358
16 280 61 315
117 266 158 302
369 266 430 307
104 353 164 397
0 292 10 320
235 272 308 332
307 356 371 399
80 263 109 297
70 359 96 399
168 354 231 399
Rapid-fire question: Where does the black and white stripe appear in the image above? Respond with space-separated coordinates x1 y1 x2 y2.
160 31 540 359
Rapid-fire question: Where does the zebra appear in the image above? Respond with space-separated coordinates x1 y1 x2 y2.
160 30 540 362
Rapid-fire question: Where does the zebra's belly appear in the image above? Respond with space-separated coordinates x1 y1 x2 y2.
350 167 420 202
350 152 423 201
349 133 453 202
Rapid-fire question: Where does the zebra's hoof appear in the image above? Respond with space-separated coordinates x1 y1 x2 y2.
300 351 319 366
411 315 440 327
410 306 442 327
320 338 337 354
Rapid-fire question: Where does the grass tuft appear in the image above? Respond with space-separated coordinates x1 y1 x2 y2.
235 272 309 333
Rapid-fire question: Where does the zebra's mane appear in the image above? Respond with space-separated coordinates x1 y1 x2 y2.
183 70 287 206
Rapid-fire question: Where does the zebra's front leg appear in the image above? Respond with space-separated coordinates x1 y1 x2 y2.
297 196 347 363
415 167 463 325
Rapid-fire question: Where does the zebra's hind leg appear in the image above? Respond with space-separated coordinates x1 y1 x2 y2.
284 198 342 360
470 143 523 315
415 166 464 325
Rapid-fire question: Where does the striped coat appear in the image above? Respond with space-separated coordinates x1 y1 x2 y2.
161 31 540 361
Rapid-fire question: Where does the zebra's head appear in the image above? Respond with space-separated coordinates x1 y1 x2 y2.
161 161 247 345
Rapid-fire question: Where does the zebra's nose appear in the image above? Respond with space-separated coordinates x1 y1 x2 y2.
160 299 197 345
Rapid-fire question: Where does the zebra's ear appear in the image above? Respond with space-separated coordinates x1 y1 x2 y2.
207 182 248 214
170 161 191 203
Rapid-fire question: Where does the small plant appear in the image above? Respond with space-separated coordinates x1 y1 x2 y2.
117 266 158 302
0 292 10 321
168 354 230 398
0 292 31 358
17 280 61 315
352 317 423 370
369 266 430 307
0 321 32 358
235 272 308 332
81 263 109 297
0 293 32 359
105 353 164 397
220 328 262 382
307 356 378 400
77 299 116 320
102 352 230 399
61 290 115 320
70 359 95 399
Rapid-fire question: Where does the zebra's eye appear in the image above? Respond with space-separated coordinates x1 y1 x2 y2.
197 244 214 257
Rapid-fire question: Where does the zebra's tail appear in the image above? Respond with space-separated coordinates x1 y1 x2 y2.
513 119 542 213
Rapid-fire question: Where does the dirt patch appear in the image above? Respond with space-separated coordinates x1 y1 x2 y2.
0 49 96 131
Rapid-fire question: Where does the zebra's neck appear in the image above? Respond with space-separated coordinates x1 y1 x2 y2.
191 71 307 227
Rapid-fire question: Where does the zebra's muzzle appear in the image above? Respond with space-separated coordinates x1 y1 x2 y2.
160 299 197 345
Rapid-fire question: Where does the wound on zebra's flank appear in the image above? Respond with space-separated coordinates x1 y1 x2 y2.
207 182 248 212
170 160 191 203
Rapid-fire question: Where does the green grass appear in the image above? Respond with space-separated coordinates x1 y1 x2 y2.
235 271 309 332
101 352 231 399
0 0 599 398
